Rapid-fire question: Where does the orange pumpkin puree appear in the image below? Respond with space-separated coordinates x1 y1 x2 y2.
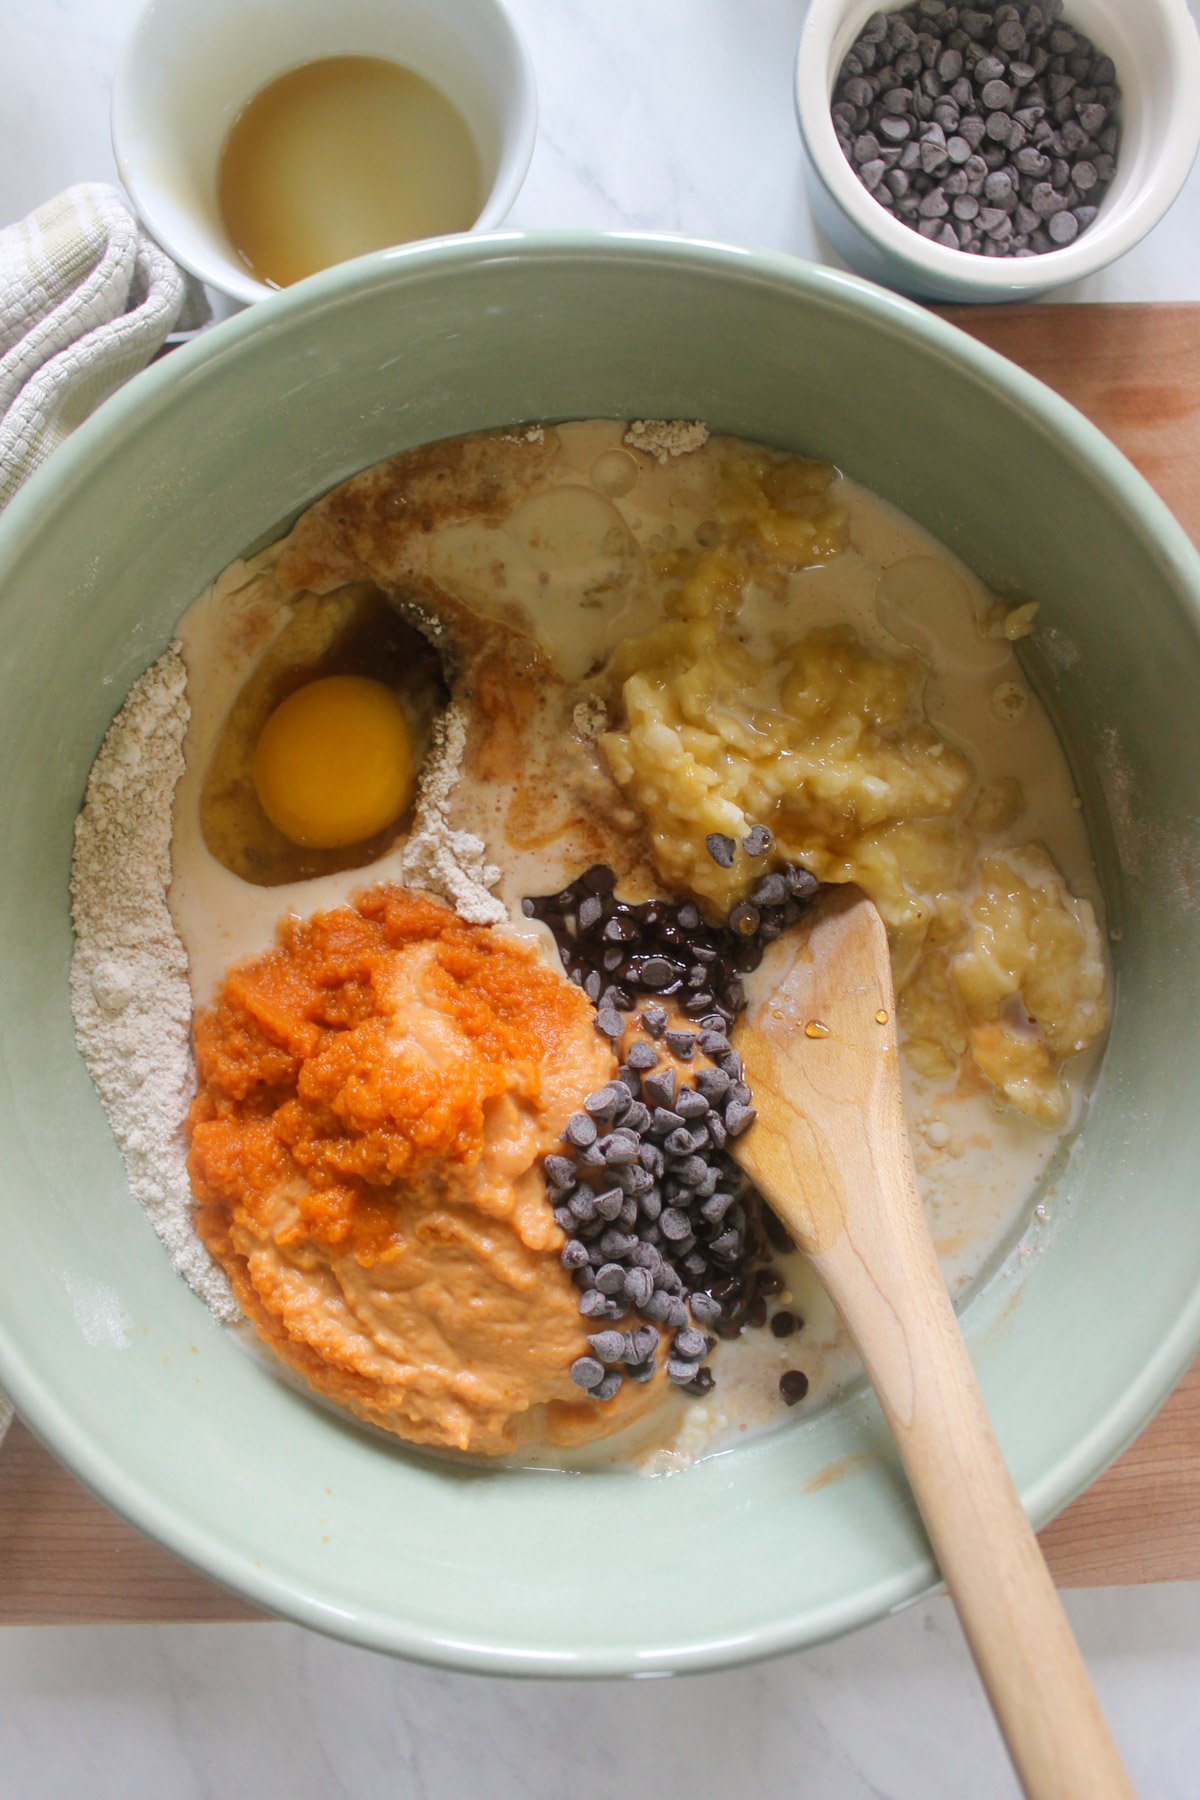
187 885 669 1453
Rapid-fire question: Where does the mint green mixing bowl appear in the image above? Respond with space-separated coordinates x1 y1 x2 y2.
1 234 1198 1672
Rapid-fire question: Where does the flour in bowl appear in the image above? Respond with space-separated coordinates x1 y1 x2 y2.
69 647 238 1319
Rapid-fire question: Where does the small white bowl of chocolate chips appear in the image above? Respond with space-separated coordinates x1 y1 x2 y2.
795 0 1200 301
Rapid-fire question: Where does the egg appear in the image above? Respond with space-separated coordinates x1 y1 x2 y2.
253 673 414 848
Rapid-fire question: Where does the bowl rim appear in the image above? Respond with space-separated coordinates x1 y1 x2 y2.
4 229 1200 1670
109 0 539 305
794 0 1200 295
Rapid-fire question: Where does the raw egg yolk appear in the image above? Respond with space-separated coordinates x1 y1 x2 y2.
253 675 414 848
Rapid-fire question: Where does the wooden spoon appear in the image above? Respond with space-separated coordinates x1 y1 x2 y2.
733 883 1135 1800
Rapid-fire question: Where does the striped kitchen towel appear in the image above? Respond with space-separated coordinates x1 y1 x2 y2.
0 181 207 510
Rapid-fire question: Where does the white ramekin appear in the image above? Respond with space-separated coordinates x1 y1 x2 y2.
795 0 1200 302
111 0 537 306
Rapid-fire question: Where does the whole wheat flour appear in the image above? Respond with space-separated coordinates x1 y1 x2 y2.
69 647 238 1320
400 702 505 925
623 419 709 464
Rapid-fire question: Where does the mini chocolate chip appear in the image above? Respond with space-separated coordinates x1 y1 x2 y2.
698 1188 737 1231
728 901 760 936
584 1083 625 1117
742 824 773 856
704 832 736 868
577 895 604 933
642 1006 668 1037
587 1329 626 1364
665 1029 696 1060
599 1131 639 1167
770 1309 801 1338
673 1326 708 1361
666 1358 702 1384
562 1112 597 1148
750 872 788 907
638 957 676 990
724 1101 757 1138
641 1067 678 1111
659 1207 693 1242
570 1355 605 1390
694 1066 732 1102
625 1323 659 1363
623 1266 654 1309
780 1370 810 1405
1048 207 1079 242
784 865 819 898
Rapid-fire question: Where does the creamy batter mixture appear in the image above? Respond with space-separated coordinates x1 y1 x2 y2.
77 418 1108 1471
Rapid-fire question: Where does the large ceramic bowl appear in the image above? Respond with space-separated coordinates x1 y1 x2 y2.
1 234 1199 1673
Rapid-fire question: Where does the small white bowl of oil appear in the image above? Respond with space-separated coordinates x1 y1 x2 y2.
112 0 537 305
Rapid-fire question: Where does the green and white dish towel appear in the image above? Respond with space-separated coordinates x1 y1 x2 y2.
0 182 206 1443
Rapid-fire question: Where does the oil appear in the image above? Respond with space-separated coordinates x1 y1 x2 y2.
217 55 482 289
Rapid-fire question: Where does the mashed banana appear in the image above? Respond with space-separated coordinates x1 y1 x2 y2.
599 452 1107 1130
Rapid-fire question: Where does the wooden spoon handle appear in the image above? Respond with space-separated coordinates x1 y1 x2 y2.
734 888 1135 1796
811 1181 1135 1800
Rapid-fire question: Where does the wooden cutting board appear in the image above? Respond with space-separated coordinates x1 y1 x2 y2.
1 302 1198 1626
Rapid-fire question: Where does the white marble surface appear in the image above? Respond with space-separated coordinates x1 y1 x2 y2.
2 3 1200 1796
0 1587 1198 1799
3 0 1200 301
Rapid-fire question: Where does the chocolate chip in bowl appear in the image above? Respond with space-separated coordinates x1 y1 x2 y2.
832 2 1121 258
795 0 1200 299
524 857 819 1403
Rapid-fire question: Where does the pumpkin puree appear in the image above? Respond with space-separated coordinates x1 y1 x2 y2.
187 885 667 1453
